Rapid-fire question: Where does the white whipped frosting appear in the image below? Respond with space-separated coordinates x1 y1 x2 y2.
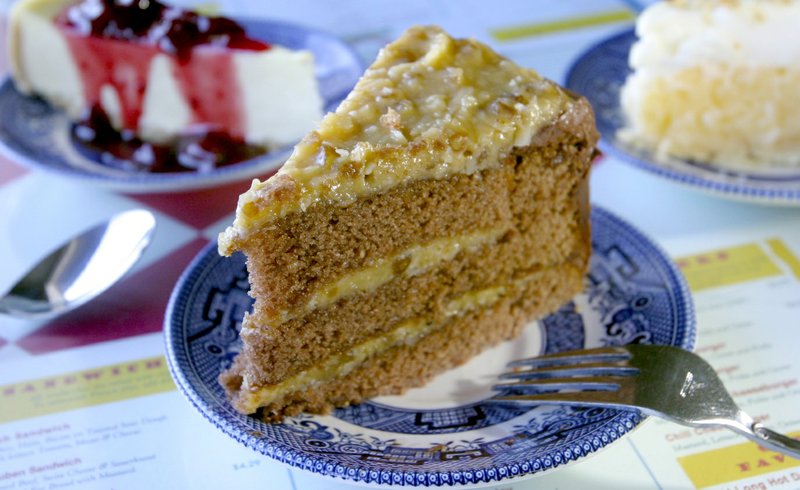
620 0 800 169
630 0 800 69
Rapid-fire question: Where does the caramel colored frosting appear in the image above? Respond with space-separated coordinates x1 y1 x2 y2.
234 283 506 413
254 227 506 326
220 25 573 254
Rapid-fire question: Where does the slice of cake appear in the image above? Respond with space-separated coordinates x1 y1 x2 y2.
218 25 598 421
8 0 322 168
619 0 800 169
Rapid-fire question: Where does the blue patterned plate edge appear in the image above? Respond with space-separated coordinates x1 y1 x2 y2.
164 205 696 487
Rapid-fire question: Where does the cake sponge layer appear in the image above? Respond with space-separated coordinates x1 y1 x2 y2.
220 261 585 420
218 25 598 420
221 101 596 417
236 97 594 324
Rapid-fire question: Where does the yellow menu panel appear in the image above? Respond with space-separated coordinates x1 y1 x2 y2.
490 9 634 41
767 238 800 281
678 433 800 488
0 356 175 424
675 243 782 292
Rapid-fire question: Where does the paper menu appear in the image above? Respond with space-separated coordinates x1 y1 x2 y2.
625 232 800 489
1 230 799 490
0 334 296 489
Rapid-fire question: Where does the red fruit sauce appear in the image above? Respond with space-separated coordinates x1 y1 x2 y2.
54 0 271 173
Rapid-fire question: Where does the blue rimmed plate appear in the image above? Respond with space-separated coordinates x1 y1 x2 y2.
566 29 800 205
164 206 695 487
0 19 362 193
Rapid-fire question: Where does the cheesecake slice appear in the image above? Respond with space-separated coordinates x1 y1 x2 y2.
8 0 323 159
219 25 598 421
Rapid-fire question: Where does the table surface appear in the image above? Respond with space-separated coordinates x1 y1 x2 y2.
2 1 800 489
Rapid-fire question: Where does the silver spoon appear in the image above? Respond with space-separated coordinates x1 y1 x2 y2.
0 209 156 318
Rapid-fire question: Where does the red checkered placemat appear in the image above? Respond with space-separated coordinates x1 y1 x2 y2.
0 149 270 359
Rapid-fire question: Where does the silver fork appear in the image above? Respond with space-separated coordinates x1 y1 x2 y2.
492 344 800 458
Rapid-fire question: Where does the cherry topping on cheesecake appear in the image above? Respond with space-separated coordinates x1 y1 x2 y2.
74 105 266 173
54 0 273 173
59 0 270 58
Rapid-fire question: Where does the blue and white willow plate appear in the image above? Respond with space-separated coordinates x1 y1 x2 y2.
0 20 362 193
566 29 800 205
165 206 695 488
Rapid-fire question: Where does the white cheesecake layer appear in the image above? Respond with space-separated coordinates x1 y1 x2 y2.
9 0 84 117
236 48 323 150
620 0 800 169
8 0 323 149
137 54 193 143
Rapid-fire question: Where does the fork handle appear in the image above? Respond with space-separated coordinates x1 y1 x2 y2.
746 424 800 459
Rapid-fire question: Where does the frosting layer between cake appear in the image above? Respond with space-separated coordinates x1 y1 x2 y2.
256 228 506 325
232 267 567 414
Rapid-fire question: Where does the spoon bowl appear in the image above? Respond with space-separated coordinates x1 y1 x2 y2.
0 209 156 318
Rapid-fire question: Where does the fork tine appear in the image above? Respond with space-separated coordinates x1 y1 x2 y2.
507 346 631 369
491 390 629 407
493 375 625 393
500 363 638 380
